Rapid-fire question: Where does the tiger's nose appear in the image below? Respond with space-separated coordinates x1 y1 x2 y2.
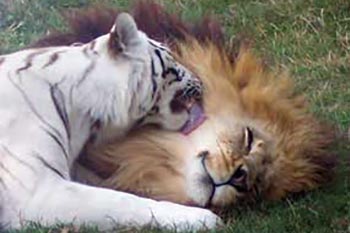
229 166 248 192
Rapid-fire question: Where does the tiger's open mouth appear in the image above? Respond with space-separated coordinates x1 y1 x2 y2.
171 91 206 135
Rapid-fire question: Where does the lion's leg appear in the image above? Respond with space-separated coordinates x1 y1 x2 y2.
8 176 221 231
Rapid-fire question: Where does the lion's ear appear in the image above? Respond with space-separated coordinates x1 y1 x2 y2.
108 13 140 54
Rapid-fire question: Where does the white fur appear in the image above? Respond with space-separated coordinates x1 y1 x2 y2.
0 14 220 231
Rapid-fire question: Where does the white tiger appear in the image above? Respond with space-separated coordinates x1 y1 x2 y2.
0 13 220 231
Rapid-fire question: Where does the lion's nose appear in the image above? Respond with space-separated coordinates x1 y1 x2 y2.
229 166 248 192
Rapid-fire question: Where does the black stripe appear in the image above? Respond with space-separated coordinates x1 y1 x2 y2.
16 60 32 74
148 40 170 53
76 60 96 88
16 49 48 74
33 152 65 179
90 40 97 50
0 162 14 179
50 84 71 140
8 76 63 142
0 144 36 173
150 59 158 99
184 85 201 100
166 67 180 77
82 47 90 58
167 68 183 86
151 58 157 76
0 162 27 189
40 126 69 161
154 49 166 76
0 177 8 190
42 51 64 69
7 75 65 144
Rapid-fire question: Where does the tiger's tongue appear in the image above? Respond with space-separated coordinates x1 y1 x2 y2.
180 103 206 135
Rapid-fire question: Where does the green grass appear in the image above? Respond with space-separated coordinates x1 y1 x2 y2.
1 0 349 232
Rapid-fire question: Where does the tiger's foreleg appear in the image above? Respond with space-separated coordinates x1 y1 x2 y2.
10 176 221 231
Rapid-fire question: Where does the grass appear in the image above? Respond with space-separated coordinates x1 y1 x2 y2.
1 0 349 232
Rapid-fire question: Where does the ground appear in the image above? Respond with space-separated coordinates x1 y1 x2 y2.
0 0 349 232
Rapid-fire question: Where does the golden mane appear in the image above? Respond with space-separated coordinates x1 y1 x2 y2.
233 51 335 199
178 41 336 199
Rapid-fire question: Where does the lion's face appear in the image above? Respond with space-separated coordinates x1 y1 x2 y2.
179 117 271 208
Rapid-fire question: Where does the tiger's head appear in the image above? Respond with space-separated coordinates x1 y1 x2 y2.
105 13 204 133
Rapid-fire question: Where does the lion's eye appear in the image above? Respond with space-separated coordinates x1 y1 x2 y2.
232 165 246 180
244 127 254 154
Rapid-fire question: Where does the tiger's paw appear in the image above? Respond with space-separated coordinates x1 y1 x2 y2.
150 201 223 231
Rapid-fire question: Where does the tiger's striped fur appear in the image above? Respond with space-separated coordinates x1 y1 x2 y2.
0 13 219 231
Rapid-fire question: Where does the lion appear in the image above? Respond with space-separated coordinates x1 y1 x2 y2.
30 1 336 209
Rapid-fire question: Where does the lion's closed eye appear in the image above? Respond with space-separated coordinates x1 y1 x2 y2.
244 127 254 154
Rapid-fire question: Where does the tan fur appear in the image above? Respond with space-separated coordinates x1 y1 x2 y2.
79 41 336 208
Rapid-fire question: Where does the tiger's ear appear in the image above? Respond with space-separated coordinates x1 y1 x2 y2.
108 13 140 54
